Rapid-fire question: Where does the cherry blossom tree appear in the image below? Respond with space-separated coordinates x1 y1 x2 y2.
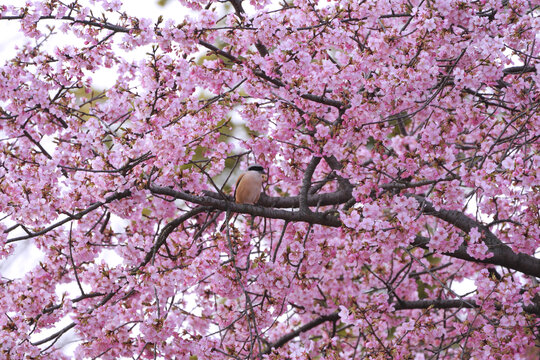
0 0 539 358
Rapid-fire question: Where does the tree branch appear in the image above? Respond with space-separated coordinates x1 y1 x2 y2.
149 182 540 277
503 65 536 75
6 190 132 243
413 196 540 278
133 206 212 272
300 93 345 109
148 184 342 227
264 312 339 353
300 157 322 213
198 40 242 64
264 298 539 353
1 14 130 33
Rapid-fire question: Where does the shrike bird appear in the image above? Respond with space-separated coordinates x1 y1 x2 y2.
234 165 265 204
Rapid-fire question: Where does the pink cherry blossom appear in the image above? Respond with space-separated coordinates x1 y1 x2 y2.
0 0 538 359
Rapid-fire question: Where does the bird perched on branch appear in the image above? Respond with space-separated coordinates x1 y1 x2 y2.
234 164 265 204
220 165 265 231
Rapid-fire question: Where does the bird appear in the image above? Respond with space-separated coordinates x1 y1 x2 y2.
234 164 265 204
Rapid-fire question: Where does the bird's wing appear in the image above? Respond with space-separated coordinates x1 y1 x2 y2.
234 173 245 199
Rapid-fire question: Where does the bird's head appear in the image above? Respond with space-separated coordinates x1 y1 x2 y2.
247 164 265 174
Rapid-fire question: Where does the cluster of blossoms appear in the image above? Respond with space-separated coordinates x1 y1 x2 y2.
0 0 538 358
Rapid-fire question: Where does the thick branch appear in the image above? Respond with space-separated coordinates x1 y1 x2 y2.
154 183 540 277
204 157 353 209
252 69 286 87
265 298 539 353
397 299 539 315
413 196 540 278
133 206 212 272
228 0 245 17
300 157 322 213
300 93 345 109
205 186 352 208
31 322 76 346
265 312 339 353
198 40 242 64
149 184 342 227
503 65 536 75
